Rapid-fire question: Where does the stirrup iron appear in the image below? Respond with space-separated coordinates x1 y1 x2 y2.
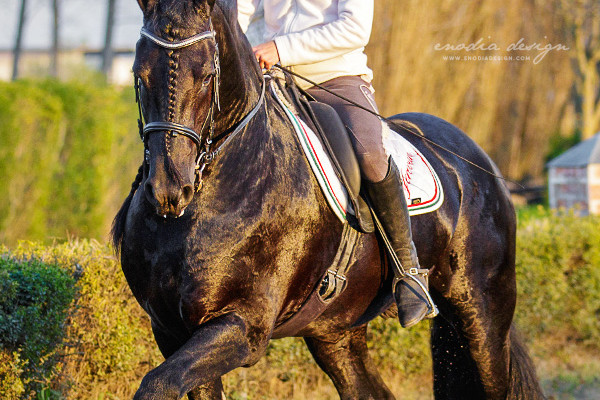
392 268 439 320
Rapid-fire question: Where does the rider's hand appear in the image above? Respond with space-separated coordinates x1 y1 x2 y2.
252 41 280 70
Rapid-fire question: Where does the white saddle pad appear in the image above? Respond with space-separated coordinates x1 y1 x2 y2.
271 83 444 224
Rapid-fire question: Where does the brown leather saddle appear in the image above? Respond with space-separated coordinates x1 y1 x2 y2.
270 71 374 233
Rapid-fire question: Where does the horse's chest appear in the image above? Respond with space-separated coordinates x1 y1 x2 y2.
127 235 245 328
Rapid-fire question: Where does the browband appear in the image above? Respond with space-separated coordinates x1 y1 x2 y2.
140 28 216 50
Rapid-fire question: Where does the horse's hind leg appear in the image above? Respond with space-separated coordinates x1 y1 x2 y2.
429 217 545 400
304 326 395 400
430 241 519 400
430 301 487 399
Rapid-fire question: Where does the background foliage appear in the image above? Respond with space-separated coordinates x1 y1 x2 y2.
368 0 599 181
0 210 599 399
0 78 140 245
2 0 599 245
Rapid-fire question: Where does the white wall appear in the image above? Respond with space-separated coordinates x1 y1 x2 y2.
588 164 600 215
549 166 589 214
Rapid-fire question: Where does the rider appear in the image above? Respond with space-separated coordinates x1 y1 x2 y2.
237 0 436 327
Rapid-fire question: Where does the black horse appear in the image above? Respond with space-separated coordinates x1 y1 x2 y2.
112 0 545 399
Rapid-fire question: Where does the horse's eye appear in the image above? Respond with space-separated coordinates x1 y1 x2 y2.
202 75 212 87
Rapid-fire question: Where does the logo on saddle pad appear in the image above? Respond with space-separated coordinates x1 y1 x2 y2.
383 126 444 216
273 89 444 224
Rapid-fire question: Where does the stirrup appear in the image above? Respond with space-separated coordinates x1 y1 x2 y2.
392 268 439 322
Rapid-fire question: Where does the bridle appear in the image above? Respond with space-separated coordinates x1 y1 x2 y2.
135 20 265 191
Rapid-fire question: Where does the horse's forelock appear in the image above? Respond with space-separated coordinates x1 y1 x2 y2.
142 0 240 38
145 0 213 36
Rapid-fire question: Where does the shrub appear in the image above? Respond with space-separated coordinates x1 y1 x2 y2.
0 81 64 242
0 79 140 245
4 240 162 399
515 207 600 346
0 351 27 400
0 256 75 398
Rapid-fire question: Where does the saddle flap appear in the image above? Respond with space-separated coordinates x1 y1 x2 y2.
307 102 361 197
307 102 374 233
270 70 374 232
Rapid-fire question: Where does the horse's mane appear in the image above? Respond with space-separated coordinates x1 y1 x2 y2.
111 165 143 254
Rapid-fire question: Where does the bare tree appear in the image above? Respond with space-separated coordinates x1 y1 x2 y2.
12 0 28 81
560 0 600 139
102 0 116 78
50 0 60 77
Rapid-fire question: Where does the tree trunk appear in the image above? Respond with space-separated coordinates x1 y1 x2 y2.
101 0 116 78
563 0 600 139
581 58 600 139
50 0 60 78
12 0 28 81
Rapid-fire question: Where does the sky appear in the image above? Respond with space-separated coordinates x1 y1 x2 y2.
0 0 143 50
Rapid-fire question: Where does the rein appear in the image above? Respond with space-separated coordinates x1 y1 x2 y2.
274 65 522 187
135 24 265 191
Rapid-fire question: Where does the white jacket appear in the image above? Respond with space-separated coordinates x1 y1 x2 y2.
237 0 374 88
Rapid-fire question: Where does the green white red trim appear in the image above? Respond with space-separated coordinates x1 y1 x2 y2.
274 94 350 223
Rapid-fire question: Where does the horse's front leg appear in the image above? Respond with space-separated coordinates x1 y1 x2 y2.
151 324 225 400
134 312 268 400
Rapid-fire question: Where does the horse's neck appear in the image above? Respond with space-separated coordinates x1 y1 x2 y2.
212 5 263 133
200 90 326 218
200 5 333 226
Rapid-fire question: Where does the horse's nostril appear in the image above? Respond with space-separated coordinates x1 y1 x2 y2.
144 178 193 214
145 182 155 201
181 184 194 204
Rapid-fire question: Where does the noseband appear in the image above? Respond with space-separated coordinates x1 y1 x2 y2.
135 22 265 191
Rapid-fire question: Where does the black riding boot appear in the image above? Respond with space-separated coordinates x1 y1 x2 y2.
366 160 438 328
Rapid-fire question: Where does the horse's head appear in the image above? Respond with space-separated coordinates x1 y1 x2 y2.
133 0 219 217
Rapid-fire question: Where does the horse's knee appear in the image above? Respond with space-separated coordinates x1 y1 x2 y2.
134 369 180 400
241 334 269 367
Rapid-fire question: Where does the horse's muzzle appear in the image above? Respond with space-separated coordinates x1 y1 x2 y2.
144 177 194 218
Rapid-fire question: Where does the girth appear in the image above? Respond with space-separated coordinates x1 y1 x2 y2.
272 223 360 338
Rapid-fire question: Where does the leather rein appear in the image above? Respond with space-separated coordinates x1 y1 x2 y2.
135 23 265 191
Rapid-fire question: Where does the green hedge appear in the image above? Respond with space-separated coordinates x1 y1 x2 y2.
0 79 141 245
0 210 599 399
514 208 600 345
0 241 162 400
0 257 75 399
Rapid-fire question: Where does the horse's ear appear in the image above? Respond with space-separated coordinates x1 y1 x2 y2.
137 0 156 12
